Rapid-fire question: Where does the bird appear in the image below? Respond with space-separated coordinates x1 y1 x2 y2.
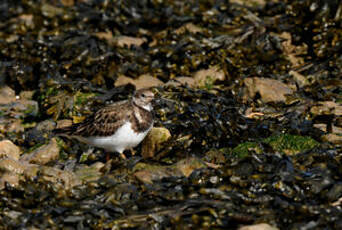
54 88 155 160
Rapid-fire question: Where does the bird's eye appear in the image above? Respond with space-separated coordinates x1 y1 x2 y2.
142 94 145 97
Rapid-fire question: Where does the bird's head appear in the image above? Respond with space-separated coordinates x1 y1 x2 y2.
133 89 155 111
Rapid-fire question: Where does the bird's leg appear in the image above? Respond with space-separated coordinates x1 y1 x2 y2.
129 148 136 156
106 152 111 162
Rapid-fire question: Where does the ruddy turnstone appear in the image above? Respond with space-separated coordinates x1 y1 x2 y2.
54 89 154 159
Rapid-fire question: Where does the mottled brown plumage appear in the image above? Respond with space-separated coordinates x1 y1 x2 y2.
54 89 155 159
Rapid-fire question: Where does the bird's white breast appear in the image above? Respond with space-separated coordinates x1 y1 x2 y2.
80 122 152 153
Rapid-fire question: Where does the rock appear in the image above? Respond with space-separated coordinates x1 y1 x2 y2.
166 77 196 88
0 157 27 174
113 36 147 48
174 23 203 35
133 163 183 184
141 127 171 158
0 140 21 160
0 86 16 104
56 119 73 129
289 70 310 88
243 77 293 103
60 0 74 6
39 166 82 189
19 90 35 100
277 32 307 68
322 134 342 144
193 66 225 88
133 157 207 183
310 101 342 116
41 4 64 18
12 99 39 117
74 162 104 183
21 138 60 165
175 157 207 177
23 164 40 180
115 74 163 89
230 0 266 7
0 172 20 189
314 124 342 135
239 223 279 230
36 119 56 132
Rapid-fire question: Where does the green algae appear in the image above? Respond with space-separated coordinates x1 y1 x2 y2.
232 134 320 157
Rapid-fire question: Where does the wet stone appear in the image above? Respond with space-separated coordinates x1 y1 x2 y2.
141 127 171 159
243 77 293 103
0 172 20 189
193 66 225 89
0 157 27 174
20 138 60 165
239 223 279 230
39 166 82 190
0 86 16 104
115 74 164 89
0 140 21 161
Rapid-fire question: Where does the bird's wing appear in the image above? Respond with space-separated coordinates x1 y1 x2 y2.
55 100 131 137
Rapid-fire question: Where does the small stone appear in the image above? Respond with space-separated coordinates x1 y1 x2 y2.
19 90 35 100
0 157 27 174
243 77 293 103
113 36 147 48
193 66 225 88
23 164 40 180
310 101 342 116
166 77 196 88
289 70 310 88
39 166 82 189
176 157 207 177
56 119 73 129
115 74 163 89
141 127 171 159
239 223 279 230
0 86 16 104
0 172 20 189
174 23 203 35
36 119 56 132
322 134 342 144
41 4 64 18
21 138 60 165
0 140 21 160
74 162 104 183
133 163 183 184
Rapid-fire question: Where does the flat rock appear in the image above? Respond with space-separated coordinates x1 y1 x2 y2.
141 127 171 159
239 223 279 230
310 101 342 116
0 157 27 174
113 35 147 48
0 86 16 104
115 74 163 89
166 77 196 88
243 77 293 103
0 172 20 190
133 157 207 183
174 23 204 35
21 138 60 165
322 134 342 144
56 119 73 129
193 66 225 88
0 140 21 160
74 162 105 183
289 70 310 88
39 166 82 190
